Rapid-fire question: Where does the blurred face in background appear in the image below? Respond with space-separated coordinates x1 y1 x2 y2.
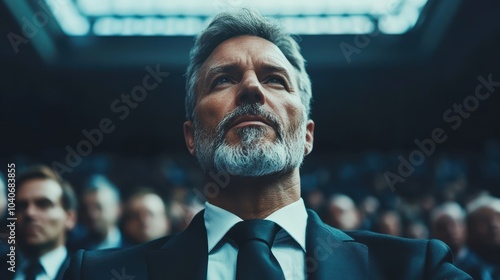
325 195 361 230
375 211 402 237
0 178 6 218
432 214 466 254
124 193 170 243
468 206 500 248
17 179 76 256
82 188 121 239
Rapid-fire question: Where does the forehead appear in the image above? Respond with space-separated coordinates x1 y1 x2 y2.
130 194 164 210
85 188 118 203
200 35 294 75
18 178 63 202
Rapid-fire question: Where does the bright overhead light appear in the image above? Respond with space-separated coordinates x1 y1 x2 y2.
44 0 428 36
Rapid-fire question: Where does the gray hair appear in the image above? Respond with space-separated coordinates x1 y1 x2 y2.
430 202 466 224
185 8 312 121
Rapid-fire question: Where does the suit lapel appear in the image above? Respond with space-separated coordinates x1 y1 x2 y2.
55 255 71 280
305 210 369 280
146 210 208 280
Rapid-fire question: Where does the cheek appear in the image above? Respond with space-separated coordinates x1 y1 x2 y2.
44 210 68 232
196 95 235 126
282 99 306 128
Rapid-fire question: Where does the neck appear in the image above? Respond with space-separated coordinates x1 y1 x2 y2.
206 169 301 220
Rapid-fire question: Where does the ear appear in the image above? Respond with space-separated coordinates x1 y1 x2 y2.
183 121 196 156
304 120 315 156
64 210 77 231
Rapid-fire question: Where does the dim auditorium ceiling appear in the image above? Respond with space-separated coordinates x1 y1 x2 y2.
1 0 500 157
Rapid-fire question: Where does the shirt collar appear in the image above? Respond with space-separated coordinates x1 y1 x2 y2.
204 198 308 253
265 198 308 252
39 245 67 279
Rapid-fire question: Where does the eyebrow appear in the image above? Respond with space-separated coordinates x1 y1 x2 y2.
203 64 241 88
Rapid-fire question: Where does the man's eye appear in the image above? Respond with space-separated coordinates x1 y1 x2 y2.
36 199 54 209
267 77 286 86
213 77 232 87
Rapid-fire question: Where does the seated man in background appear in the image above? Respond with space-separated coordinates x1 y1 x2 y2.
1 165 77 280
122 188 171 244
431 202 485 277
64 8 471 280
372 209 403 237
0 172 10 266
322 193 361 230
77 175 125 250
466 196 500 279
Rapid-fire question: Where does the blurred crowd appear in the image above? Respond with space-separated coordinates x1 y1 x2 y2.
1 139 500 279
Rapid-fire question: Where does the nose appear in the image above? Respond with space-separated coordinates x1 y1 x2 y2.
24 203 38 218
236 71 266 106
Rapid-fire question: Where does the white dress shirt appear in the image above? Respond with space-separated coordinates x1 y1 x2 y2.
14 245 68 280
205 198 308 280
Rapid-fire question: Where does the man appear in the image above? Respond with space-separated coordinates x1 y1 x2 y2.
466 196 500 279
1 165 77 280
431 203 471 265
122 189 171 244
64 8 471 279
76 174 125 250
0 172 8 258
322 194 361 230
372 209 403 237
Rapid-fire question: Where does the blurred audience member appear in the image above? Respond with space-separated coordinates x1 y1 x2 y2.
169 185 204 233
78 175 125 250
2 166 77 280
0 172 6 221
372 210 402 237
0 172 7 255
431 203 468 260
431 202 485 278
466 196 500 279
322 194 361 230
304 188 325 212
358 195 380 230
122 188 171 244
404 220 429 239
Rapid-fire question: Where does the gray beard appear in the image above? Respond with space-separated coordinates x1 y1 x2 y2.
193 104 307 177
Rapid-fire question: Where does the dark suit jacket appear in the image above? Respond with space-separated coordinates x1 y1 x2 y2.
0 251 70 280
63 210 471 280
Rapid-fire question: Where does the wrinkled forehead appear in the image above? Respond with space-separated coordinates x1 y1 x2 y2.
204 35 292 67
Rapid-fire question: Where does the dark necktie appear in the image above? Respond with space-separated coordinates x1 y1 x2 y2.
226 220 286 280
25 259 43 280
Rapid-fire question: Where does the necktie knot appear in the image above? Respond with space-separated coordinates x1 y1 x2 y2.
226 219 285 280
227 219 281 248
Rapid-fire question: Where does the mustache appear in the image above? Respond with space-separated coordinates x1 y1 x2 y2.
215 104 283 142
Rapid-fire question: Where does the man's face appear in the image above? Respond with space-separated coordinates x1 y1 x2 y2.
468 207 500 246
16 179 75 254
432 214 466 250
124 194 170 243
184 35 314 176
82 189 121 238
